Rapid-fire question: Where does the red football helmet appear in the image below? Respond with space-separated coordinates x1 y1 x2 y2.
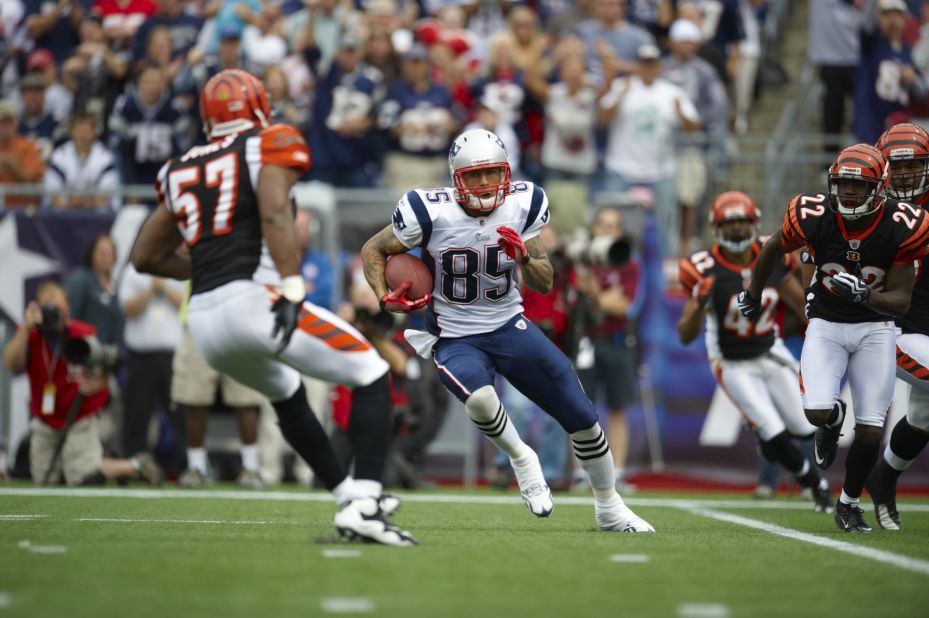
710 191 760 253
827 144 889 220
876 123 929 203
199 69 270 141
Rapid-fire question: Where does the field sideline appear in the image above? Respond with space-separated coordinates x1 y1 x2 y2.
1 486 928 618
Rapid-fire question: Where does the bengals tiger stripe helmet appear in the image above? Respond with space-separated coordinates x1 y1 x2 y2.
876 123 929 203
827 144 889 220
709 191 760 253
199 69 270 140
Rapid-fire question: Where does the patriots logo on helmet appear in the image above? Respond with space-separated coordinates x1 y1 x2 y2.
392 208 407 231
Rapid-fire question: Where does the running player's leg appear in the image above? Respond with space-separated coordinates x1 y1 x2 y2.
500 318 652 532
800 318 850 470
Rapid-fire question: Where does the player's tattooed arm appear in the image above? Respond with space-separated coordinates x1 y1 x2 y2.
131 203 192 280
361 224 411 299
867 261 916 318
521 236 553 293
747 231 788 300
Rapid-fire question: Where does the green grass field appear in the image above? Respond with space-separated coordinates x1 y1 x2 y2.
1 485 928 618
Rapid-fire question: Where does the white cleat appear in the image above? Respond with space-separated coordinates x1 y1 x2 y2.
511 451 554 518
334 497 417 547
378 493 401 519
596 498 655 533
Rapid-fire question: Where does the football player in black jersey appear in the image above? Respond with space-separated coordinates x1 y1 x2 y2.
865 123 929 530
741 144 929 532
678 191 833 512
131 69 415 546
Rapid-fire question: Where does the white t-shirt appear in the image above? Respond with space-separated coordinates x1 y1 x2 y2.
541 82 599 175
600 75 700 182
392 181 550 338
117 264 185 351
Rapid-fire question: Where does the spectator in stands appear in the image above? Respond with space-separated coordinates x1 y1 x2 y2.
364 27 401 85
732 0 761 134
263 64 308 132
576 207 643 493
13 49 72 123
576 0 654 78
506 6 548 73
2 281 162 486
44 111 120 210
16 72 58 160
527 52 600 236
61 13 129 139
132 0 203 67
202 0 260 56
683 0 745 85
465 97 521 175
242 1 288 72
172 287 266 489
475 34 527 140
118 263 186 477
64 232 123 346
141 25 184 84
598 44 701 258
297 208 336 309
109 63 189 186
289 0 360 75
545 0 597 40
627 0 674 38
23 0 84 66
93 0 156 51
852 0 926 144
377 43 459 195
305 31 384 187
809 0 863 150
0 98 44 207
662 18 728 248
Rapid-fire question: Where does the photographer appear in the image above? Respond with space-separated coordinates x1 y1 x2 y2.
573 207 643 493
3 281 161 486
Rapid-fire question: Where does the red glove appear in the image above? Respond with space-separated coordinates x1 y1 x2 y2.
497 226 528 264
380 281 432 313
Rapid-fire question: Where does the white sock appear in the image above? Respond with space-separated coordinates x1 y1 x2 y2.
353 479 383 498
466 387 530 459
240 444 259 472
885 445 912 472
839 490 858 506
331 476 357 505
614 468 625 481
571 423 619 503
187 448 207 474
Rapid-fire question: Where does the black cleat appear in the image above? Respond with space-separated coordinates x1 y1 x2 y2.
811 479 835 513
834 501 872 533
813 400 845 470
873 501 901 531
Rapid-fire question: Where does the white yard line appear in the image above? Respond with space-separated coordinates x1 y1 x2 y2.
689 507 929 577
2 487 927 512
76 517 273 525
677 603 730 618
609 554 650 563
320 597 375 614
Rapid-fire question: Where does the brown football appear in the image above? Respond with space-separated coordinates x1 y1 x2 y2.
385 253 434 299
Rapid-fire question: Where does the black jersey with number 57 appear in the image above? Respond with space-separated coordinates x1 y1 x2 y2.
680 242 794 360
155 124 311 295
780 193 929 323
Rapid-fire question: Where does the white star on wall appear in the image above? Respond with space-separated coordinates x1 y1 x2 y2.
0 214 59 323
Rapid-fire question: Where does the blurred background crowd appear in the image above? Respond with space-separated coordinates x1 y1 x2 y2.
2 0 928 491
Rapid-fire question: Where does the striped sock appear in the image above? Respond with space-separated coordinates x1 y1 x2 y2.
469 402 529 460
571 423 618 503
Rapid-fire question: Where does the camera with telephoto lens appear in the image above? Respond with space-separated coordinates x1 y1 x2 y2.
564 233 632 268
63 336 121 372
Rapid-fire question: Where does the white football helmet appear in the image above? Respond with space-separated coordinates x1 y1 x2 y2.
449 129 512 213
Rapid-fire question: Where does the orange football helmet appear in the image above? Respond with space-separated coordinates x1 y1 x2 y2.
710 191 760 253
827 144 889 220
876 123 929 203
199 69 270 140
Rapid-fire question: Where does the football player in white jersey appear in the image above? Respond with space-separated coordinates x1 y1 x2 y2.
362 128 654 532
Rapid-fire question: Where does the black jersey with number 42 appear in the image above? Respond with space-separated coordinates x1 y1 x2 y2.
679 242 793 360
780 193 929 323
155 124 311 295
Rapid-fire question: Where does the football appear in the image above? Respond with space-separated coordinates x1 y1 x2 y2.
385 253 433 299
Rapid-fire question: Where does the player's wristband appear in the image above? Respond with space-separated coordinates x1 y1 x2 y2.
520 254 530 265
280 275 305 304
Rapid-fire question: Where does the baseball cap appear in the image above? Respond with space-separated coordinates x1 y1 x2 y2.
637 44 661 61
26 49 54 71
0 99 18 121
879 0 907 12
669 19 703 43
219 23 243 40
403 43 428 61
19 73 46 91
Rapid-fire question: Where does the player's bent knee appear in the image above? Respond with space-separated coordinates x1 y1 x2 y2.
853 424 882 446
465 385 501 423
805 408 833 426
